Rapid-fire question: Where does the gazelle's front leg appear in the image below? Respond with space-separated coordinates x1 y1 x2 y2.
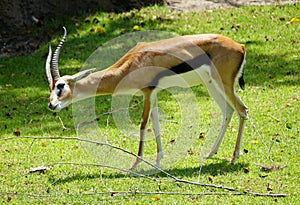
131 90 152 169
150 93 164 167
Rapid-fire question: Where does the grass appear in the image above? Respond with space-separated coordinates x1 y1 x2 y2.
0 3 299 204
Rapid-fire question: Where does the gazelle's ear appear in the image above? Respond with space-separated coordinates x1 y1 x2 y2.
71 68 96 81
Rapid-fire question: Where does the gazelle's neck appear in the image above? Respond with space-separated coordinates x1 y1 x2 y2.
73 66 127 100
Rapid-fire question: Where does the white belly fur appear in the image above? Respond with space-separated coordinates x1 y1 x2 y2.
157 65 211 89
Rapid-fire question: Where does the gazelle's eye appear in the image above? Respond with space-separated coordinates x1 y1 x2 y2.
56 83 65 96
57 83 65 90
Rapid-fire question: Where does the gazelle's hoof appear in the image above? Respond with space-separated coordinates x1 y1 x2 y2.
130 159 140 170
155 151 164 168
230 153 240 164
230 158 237 164
205 151 216 159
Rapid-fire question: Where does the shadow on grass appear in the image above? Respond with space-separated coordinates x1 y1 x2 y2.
49 159 248 185
49 171 127 185
165 160 249 177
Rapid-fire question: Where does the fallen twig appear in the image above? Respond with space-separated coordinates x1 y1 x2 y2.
255 163 287 172
29 166 51 173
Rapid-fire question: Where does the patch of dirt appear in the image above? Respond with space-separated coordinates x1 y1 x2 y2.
0 30 50 57
167 0 300 12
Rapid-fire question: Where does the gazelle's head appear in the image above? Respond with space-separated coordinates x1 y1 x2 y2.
45 27 95 111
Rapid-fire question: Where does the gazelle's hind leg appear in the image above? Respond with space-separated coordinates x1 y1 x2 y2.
206 103 234 158
218 83 248 164
200 66 248 163
150 93 164 167
202 76 235 159
226 89 248 164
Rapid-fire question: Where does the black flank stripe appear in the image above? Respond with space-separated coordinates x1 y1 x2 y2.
148 53 211 88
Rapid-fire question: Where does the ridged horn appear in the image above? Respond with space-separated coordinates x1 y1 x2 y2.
45 43 53 90
52 26 67 80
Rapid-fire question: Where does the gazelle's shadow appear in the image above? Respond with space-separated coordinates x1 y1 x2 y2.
49 159 248 185
163 160 248 177
137 159 248 177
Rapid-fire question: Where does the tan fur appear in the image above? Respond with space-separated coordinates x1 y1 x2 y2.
73 34 245 96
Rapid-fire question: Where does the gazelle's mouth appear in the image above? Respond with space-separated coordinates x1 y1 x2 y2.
48 103 61 111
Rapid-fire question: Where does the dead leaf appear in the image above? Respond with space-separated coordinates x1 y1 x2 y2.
243 168 249 173
267 183 273 191
255 163 286 171
93 18 100 24
285 103 292 108
231 24 241 31
187 149 194 155
286 17 300 26
133 25 140 31
259 174 268 179
286 70 298 75
290 18 300 23
265 36 269 42
97 27 104 33
168 139 175 145
41 141 47 147
199 132 205 140
84 17 90 23
13 128 20 136
150 15 157 21
29 166 51 173
7 196 12 202
31 15 42 26
151 197 160 201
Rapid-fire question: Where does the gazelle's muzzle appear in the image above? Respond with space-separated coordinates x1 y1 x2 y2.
48 102 60 111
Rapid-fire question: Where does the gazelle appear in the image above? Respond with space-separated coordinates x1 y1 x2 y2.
46 27 248 169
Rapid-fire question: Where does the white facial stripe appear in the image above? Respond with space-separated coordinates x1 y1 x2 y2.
54 79 70 96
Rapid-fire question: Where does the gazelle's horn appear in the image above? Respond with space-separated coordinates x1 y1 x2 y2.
52 26 67 80
45 43 53 90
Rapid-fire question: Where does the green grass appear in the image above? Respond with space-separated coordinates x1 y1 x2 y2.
0 3 299 204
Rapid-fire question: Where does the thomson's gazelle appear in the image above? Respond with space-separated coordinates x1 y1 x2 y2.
46 27 248 169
